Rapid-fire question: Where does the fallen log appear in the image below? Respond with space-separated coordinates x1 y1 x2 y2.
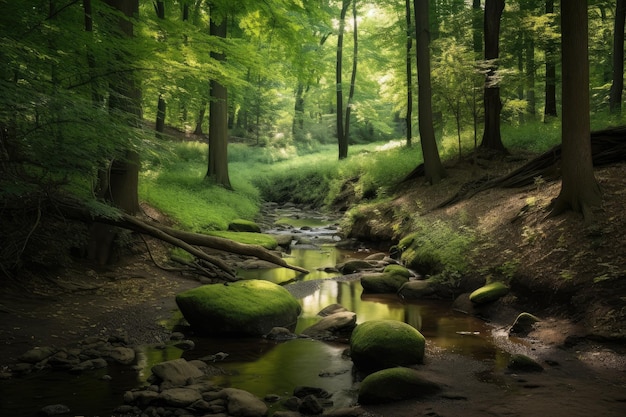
58 198 309 276
158 224 309 274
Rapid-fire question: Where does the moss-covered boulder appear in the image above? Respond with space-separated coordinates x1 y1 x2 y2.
469 281 509 304
350 320 426 370
361 272 409 294
358 367 441 404
228 219 261 233
175 280 302 336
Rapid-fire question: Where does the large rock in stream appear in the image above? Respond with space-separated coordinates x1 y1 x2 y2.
350 320 426 370
358 367 441 404
176 280 302 336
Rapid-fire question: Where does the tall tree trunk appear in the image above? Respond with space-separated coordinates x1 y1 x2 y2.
343 0 358 147
293 83 305 137
480 0 506 152
206 15 232 189
154 1 166 138
405 0 413 147
194 101 206 135
544 0 557 118
414 0 446 184
336 0 351 160
156 93 166 138
472 0 482 55
550 0 601 221
525 35 536 118
90 0 141 265
610 0 626 113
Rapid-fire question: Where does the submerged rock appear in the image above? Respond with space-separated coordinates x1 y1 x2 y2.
175 280 302 336
357 367 440 404
350 320 426 370
301 311 357 340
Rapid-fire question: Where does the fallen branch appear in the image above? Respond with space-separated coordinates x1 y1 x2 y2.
58 198 309 276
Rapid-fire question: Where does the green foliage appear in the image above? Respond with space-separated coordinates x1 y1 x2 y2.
140 160 260 232
398 220 475 276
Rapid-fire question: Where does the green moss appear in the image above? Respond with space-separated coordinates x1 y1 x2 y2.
206 231 278 249
469 281 509 304
228 219 261 233
350 320 425 370
175 280 301 336
383 264 411 278
358 367 440 404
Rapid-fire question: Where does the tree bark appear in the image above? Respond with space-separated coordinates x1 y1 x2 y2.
480 0 506 152
343 0 358 148
414 0 446 184
550 0 601 221
207 14 232 189
544 0 557 118
156 93 166 138
405 0 413 147
610 0 626 113
472 0 482 54
336 0 351 160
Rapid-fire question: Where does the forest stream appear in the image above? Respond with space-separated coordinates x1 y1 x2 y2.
0 207 624 417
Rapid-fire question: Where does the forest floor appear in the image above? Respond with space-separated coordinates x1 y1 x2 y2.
0 151 625 416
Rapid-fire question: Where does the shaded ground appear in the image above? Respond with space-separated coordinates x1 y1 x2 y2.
1 158 625 416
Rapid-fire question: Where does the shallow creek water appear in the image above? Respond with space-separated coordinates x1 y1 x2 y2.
0 210 512 416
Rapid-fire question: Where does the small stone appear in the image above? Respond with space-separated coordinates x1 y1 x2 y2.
299 394 323 415
39 404 70 416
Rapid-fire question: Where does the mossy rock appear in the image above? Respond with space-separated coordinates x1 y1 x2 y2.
358 367 441 404
361 272 410 294
339 259 375 274
507 354 543 372
175 280 301 336
383 264 411 278
469 281 509 304
228 219 261 233
398 279 437 299
350 320 425 370
509 312 541 335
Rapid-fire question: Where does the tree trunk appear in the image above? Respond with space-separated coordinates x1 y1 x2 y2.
156 93 166 138
544 0 557 118
610 0 626 113
91 0 142 265
293 83 305 137
405 0 413 147
343 0 358 148
336 0 351 160
472 0 482 54
414 0 446 184
194 101 206 135
480 0 506 152
550 0 601 221
207 15 232 189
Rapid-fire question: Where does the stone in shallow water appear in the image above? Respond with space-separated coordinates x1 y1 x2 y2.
358 367 440 404
39 404 70 416
151 358 204 387
175 280 302 336
350 320 426 370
